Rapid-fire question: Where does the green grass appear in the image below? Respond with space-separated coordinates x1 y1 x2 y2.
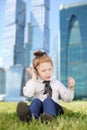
0 100 87 130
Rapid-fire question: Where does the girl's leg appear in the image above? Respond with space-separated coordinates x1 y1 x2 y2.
43 98 64 116
55 102 64 115
29 98 43 118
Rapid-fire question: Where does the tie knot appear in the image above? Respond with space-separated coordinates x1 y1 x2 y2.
43 80 50 85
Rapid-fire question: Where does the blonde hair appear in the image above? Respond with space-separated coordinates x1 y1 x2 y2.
33 50 53 71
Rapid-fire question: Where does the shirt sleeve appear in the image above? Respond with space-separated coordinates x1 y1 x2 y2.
23 79 37 98
58 81 74 102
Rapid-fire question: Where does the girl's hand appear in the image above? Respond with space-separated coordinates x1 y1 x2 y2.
26 67 37 80
67 77 75 90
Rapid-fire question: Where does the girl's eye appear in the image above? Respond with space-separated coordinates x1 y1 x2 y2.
42 70 45 72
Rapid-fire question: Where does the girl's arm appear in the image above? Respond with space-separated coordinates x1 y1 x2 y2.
58 77 75 102
23 67 38 98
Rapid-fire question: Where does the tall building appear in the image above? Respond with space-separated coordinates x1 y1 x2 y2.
24 23 32 68
50 36 59 79
0 0 5 59
0 68 6 100
60 2 87 99
30 0 50 52
5 65 26 101
2 0 26 67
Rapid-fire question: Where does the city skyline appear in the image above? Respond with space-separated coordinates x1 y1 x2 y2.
23 0 86 48
0 0 86 66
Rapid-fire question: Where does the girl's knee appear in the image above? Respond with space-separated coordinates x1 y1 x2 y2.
43 98 53 104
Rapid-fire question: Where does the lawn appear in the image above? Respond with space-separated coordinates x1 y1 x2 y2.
0 100 87 130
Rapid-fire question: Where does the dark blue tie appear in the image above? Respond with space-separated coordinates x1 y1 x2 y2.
43 80 52 98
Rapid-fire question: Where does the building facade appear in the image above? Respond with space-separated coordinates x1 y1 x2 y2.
5 65 26 101
60 2 87 99
30 0 50 53
24 23 32 68
2 0 26 67
50 36 59 79
0 0 5 62
0 68 6 100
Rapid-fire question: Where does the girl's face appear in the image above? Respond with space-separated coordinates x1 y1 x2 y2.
36 62 53 81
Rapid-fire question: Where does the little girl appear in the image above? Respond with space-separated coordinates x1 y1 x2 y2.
17 50 75 122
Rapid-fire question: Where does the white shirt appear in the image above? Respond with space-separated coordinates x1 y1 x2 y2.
23 78 74 103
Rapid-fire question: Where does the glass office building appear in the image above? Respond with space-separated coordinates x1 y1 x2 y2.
30 0 50 52
2 0 26 67
5 65 26 101
0 0 5 58
60 2 87 99
0 68 6 100
24 23 32 68
50 36 59 79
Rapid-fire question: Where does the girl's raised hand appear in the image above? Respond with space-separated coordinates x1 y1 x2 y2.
27 67 37 80
67 77 75 90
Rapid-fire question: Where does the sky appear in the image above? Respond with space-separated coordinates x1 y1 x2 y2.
0 0 87 65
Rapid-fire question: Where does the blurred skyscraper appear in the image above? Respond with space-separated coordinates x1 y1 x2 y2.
50 36 59 79
60 2 87 99
0 0 5 58
2 0 26 67
0 68 6 100
5 65 26 101
0 0 26 101
24 23 32 68
30 0 50 53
